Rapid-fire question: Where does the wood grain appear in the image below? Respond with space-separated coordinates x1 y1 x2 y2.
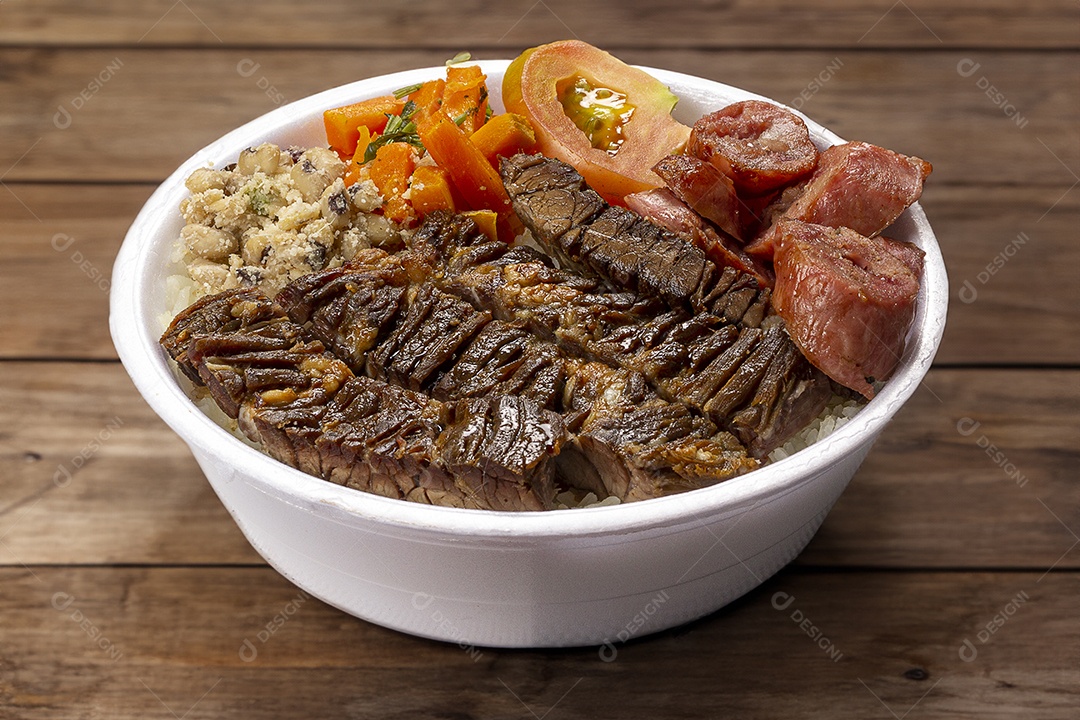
1 567 1075 718
1 49 1075 185
3 183 1077 365
0 0 1075 49
1 363 1076 569
2 6 1076 715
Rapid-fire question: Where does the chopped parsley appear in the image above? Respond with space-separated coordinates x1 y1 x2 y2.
246 186 274 216
363 100 424 163
392 82 423 100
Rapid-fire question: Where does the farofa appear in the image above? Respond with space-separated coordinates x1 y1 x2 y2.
176 142 404 298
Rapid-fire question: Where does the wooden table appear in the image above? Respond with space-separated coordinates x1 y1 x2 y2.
1 2 1077 717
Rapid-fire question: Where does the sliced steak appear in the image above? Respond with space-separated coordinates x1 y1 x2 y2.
275 254 409 369
439 395 564 511
772 220 923 399
404 212 831 458
161 288 565 511
366 283 491 391
749 141 932 260
625 187 773 286
160 287 301 386
502 153 714 309
311 375 457 504
502 154 776 321
563 401 757 502
430 321 566 411
687 100 819 194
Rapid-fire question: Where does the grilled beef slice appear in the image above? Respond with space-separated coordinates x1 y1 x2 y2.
407 212 829 456
501 153 775 322
161 289 564 511
274 247 761 500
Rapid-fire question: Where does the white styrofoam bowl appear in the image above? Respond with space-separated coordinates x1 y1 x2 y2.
110 60 947 649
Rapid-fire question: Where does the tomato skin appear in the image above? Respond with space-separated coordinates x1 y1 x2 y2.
503 41 691 205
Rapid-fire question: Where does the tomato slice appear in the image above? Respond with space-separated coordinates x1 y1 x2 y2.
503 41 691 204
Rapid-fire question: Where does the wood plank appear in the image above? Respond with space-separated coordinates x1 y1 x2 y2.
924 184 1080 365
3 183 1076 365
0 0 1075 49
0 567 1074 718
1 49 1075 185
1 364 1076 569
0 362 261 566
799 368 1080 568
0 184 148 361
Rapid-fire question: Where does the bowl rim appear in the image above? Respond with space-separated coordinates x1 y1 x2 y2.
110 59 948 540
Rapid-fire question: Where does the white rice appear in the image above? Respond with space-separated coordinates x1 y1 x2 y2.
767 394 863 462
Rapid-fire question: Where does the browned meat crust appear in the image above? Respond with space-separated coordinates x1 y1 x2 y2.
274 235 761 501
407 211 828 458
161 289 565 511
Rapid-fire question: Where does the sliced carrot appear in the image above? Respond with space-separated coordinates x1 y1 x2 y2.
368 142 417 225
442 66 489 135
409 165 456 217
462 209 499 242
415 110 519 239
323 95 404 157
408 79 446 121
470 113 537 166
343 126 373 186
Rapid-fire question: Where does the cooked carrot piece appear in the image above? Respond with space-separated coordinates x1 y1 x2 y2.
442 66 489 135
470 113 537 166
408 79 446 121
462 209 499 242
323 95 404 157
368 142 417 225
416 110 518 238
409 165 456 217
343 126 373 186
